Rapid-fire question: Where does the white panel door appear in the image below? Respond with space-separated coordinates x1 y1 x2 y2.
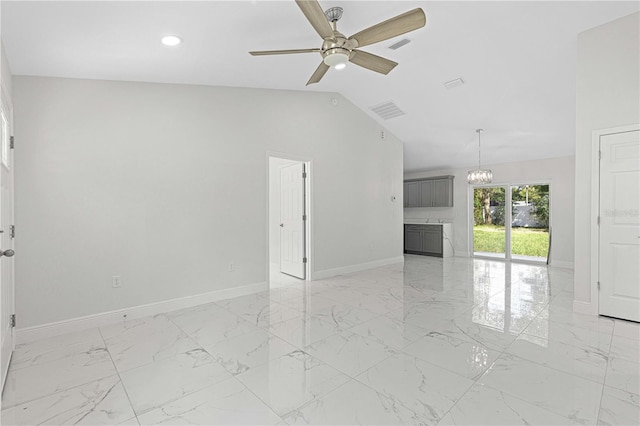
280 163 306 279
599 130 640 322
0 101 15 390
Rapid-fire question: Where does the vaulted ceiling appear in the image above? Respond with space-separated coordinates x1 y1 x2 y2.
2 1 638 171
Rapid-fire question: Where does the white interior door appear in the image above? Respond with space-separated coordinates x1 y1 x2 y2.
599 129 640 322
0 98 15 390
280 163 306 279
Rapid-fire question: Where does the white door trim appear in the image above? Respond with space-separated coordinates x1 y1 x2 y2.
266 152 312 281
0 85 14 391
585 123 640 316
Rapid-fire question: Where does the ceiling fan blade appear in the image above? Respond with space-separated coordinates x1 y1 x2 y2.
295 0 334 40
306 62 330 86
250 48 320 56
349 8 426 48
349 50 398 75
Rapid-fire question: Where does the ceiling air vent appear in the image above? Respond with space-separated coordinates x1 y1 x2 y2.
370 101 406 120
443 78 465 90
388 38 411 50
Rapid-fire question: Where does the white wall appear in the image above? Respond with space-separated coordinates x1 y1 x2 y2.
575 12 640 306
268 157 299 269
404 156 575 267
14 76 404 328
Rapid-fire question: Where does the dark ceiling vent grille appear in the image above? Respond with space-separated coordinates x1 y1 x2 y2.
369 101 406 120
388 38 411 50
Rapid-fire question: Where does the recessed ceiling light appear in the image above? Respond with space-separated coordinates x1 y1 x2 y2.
161 35 182 47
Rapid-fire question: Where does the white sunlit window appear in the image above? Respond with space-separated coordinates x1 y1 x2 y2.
1 109 8 168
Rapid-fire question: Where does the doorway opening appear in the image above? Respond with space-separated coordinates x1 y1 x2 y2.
268 156 311 288
472 183 550 263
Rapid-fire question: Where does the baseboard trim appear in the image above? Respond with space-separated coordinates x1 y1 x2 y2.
573 300 597 315
311 256 405 280
550 260 574 269
16 281 267 344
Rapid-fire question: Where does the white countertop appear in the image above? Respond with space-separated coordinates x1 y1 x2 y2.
404 221 450 226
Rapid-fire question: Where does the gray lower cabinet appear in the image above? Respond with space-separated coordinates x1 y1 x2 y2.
404 225 443 257
404 226 423 251
404 176 454 207
422 227 443 254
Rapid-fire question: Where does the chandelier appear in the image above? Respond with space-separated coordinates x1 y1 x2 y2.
467 129 493 184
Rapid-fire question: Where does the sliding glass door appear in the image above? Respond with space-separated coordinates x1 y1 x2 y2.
473 187 507 259
511 184 550 262
473 183 550 263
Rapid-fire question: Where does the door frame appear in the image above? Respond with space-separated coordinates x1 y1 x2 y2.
590 123 640 316
267 152 312 282
469 181 552 264
0 83 15 391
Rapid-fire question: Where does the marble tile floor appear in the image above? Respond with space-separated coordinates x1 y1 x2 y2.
1 256 639 425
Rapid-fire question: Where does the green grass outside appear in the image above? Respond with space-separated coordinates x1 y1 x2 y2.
474 225 549 257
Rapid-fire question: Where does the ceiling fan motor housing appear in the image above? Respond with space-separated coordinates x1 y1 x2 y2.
321 33 353 68
322 35 354 53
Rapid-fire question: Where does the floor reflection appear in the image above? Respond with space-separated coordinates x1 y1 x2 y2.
470 260 551 342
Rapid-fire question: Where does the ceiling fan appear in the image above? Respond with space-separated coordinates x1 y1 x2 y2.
249 0 426 85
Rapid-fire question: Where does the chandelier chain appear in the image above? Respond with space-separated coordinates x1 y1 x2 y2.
477 128 483 169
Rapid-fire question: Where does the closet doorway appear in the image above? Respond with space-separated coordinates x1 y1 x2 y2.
268 155 311 287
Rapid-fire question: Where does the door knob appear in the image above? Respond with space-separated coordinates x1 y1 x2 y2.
0 249 14 257
280 223 284 227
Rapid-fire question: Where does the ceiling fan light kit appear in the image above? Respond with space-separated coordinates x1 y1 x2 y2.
249 0 426 85
468 129 493 185
323 48 349 69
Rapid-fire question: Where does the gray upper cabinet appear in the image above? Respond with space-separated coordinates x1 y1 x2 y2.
433 178 453 207
419 180 434 206
404 181 420 207
404 176 454 207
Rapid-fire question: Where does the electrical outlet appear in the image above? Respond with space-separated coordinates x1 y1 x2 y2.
228 263 233 272
112 275 122 288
